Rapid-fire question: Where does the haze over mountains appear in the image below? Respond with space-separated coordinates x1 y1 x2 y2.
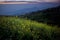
0 2 60 15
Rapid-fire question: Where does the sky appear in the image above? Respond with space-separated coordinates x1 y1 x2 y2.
0 0 60 2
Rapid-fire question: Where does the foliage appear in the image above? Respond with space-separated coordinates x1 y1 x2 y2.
20 6 60 26
0 17 60 40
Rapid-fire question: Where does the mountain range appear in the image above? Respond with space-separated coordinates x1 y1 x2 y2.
20 6 60 26
0 2 60 15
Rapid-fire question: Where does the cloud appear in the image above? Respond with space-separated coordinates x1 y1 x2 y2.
0 0 5 1
0 0 60 2
39 0 60 2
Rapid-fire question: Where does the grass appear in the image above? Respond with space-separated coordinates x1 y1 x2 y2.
0 17 60 40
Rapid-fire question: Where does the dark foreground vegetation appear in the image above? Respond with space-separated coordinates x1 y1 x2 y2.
0 17 60 40
20 6 60 27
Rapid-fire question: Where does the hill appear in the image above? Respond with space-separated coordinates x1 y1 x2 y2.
0 17 60 40
20 6 60 26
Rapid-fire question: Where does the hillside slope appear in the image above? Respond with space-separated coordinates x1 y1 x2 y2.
20 6 60 26
0 17 60 40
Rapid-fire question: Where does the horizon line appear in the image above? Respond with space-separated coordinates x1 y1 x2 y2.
0 1 60 4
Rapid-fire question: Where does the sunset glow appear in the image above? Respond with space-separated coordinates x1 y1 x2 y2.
0 0 60 4
0 0 60 2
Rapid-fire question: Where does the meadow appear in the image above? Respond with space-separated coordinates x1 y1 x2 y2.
0 17 60 40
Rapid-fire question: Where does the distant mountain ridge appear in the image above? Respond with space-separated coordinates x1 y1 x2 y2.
20 6 60 26
0 3 60 15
